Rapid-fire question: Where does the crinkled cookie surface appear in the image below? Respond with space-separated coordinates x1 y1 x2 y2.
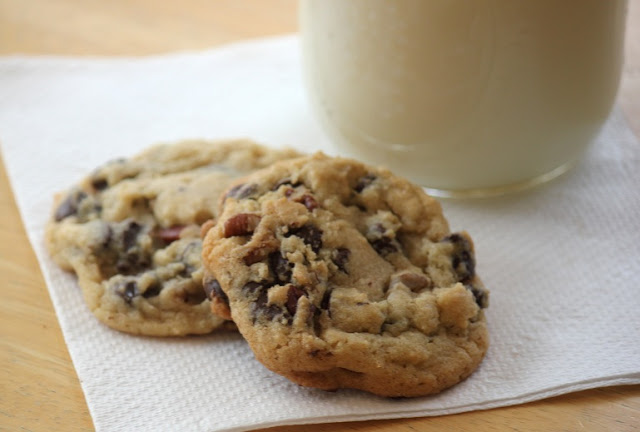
202 153 489 397
46 139 300 336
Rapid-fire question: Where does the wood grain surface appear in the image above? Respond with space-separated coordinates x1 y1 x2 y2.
1 1 639 431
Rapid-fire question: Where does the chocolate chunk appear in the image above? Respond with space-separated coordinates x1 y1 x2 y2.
101 225 114 248
444 234 475 283
354 174 376 192
225 184 244 199
225 183 257 201
370 237 398 256
54 190 87 221
183 287 207 305
91 178 108 191
242 281 264 296
366 223 399 256
467 284 489 309
122 221 142 250
269 252 293 283
309 304 323 335
452 250 474 282
332 248 351 274
251 289 281 321
286 224 323 253
272 178 301 191
115 252 146 274
203 278 227 303
320 289 332 311
241 281 283 321
223 213 261 238
179 263 197 278
117 281 138 304
142 282 162 298
286 285 306 316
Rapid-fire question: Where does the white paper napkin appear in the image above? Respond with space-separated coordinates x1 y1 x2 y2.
1 35 639 432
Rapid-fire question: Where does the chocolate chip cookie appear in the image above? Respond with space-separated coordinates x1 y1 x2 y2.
202 153 489 397
46 139 300 336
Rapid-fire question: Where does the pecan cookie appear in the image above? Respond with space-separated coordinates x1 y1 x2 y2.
202 153 489 397
46 139 300 336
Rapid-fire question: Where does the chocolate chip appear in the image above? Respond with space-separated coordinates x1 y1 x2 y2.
179 263 197 278
452 251 474 282
225 184 243 198
54 190 87 221
320 289 332 311
354 174 376 192
183 287 207 305
286 224 323 253
286 285 306 316
117 281 138 304
240 281 283 321
310 304 324 335
91 178 108 191
242 281 264 296
268 252 292 283
225 183 257 201
122 221 142 250
115 253 145 274
467 284 489 309
101 225 114 248
370 237 398 256
223 213 261 238
443 234 475 283
142 282 162 298
272 178 301 191
252 289 281 321
203 278 227 303
332 248 351 274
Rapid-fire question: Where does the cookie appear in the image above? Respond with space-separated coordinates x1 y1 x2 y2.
46 139 301 336
202 153 489 397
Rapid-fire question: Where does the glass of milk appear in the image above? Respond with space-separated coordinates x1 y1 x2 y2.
299 0 628 197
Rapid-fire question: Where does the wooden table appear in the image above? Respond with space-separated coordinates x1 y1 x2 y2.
1 1 639 431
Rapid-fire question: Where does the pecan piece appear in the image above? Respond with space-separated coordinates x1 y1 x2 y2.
154 225 185 243
295 194 318 211
223 213 261 238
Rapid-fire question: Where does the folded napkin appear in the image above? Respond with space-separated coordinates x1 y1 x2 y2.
1 36 639 432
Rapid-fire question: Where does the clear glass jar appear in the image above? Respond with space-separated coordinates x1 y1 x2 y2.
300 0 628 197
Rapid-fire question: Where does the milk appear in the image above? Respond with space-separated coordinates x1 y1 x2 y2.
300 0 627 195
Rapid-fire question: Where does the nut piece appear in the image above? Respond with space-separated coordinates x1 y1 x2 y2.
154 225 185 243
223 213 261 238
